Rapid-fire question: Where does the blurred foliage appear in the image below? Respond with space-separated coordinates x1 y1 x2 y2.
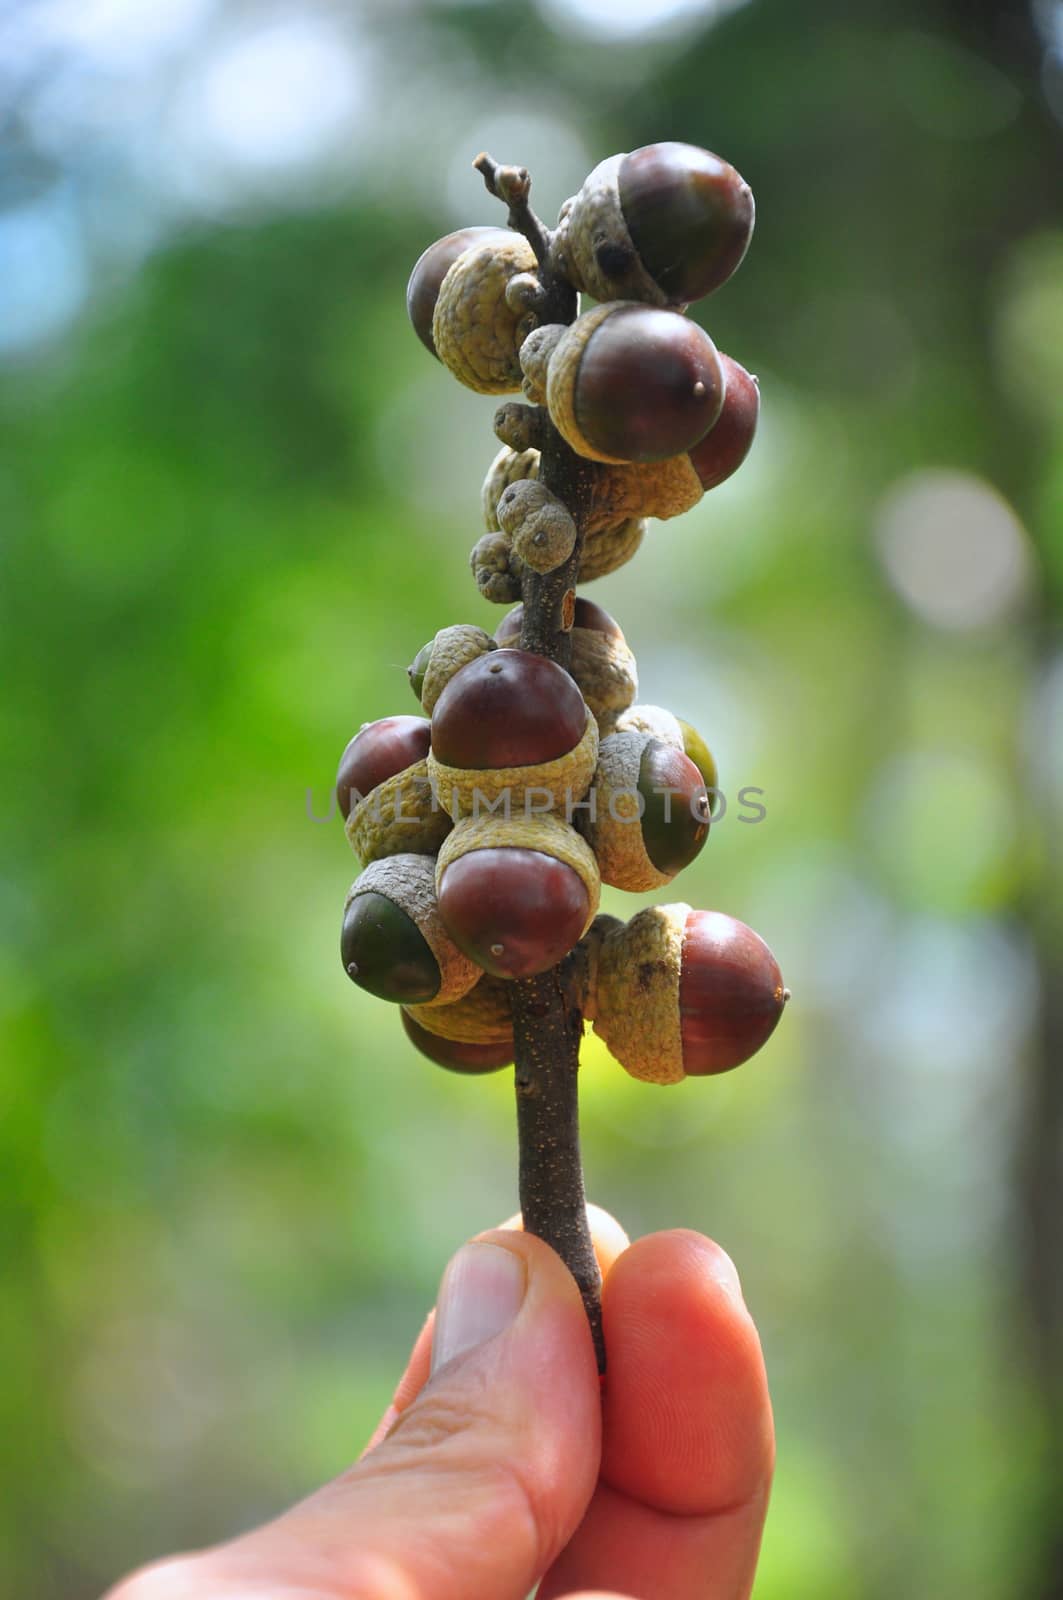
2 0 1062 1595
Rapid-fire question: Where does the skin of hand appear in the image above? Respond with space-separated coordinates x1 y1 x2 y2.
106 1205 774 1600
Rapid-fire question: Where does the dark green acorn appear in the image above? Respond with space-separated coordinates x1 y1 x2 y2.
341 891 440 1005
638 739 710 876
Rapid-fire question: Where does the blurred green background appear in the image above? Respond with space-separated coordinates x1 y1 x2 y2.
2 0 1062 1594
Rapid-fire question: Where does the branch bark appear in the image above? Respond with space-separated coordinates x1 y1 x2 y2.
476 153 605 1370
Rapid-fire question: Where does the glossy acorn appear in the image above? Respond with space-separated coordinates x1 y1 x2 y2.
427 648 597 819
400 1009 512 1074
687 354 760 490
593 904 788 1084
435 813 600 980
338 716 450 865
407 227 514 357
420 230 540 394
341 855 479 1008
545 303 724 465
336 715 431 819
577 731 710 892
558 143 754 308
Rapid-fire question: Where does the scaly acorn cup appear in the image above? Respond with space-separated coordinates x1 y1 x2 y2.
556 143 754 308
577 730 711 892
429 233 540 394
341 855 479 1008
400 1008 512 1073
337 716 451 864
495 598 637 726
407 625 497 715
594 905 788 1083
404 971 515 1048
578 516 646 581
436 812 600 979
545 302 724 465
407 227 516 357
481 444 540 532
427 648 598 820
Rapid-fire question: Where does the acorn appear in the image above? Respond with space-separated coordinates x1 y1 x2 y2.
435 812 600 980
427 648 598 820
341 855 479 1007
687 354 760 490
599 701 683 745
546 302 724 465
411 230 539 394
407 625 496 714
337 715 451 864
482 445 540 533
407 227 514 356
576 730 710 892
405 970 514 1049
593 904 788 1084
557 143 754 309
400 1008 511 1074
495 598 637 726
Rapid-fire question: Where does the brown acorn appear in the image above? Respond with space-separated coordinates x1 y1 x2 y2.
594 904 788 1084
401 1009 512 1073
337 716 450 864
435 813 600 980
546 303 724 465
407 227 515 357
427 648 598 819
577 730 710 892
687 354 760 490
557 143 754 308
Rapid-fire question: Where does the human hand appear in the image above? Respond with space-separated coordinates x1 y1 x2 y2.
107 1207 773 1600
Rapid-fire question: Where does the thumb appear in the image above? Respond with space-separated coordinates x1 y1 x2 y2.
115 1230 602 1600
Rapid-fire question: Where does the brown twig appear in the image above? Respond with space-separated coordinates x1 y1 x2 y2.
476 154 605 1370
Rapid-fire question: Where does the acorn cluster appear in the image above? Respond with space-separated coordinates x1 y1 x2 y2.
337 141 786 1086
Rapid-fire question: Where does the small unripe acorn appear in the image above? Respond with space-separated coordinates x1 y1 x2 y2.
428 648 598 820
676 717 719 794
340 855 479 1008
687 354 760 490
546 302 724 465
430 233 540 394
496 479 577 574
578 731 710 891
400 1008 511 1074
336 716 431 819
407 625 496 714
407 227 514 357
436 813 600 980
496 598 637 725
594 904 787 1084
558 144 754 308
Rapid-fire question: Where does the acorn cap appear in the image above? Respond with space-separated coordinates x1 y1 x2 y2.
585 456 703 532
405 972 515 1046
482 445 540 533
432 234 539 394
407 226 515 356
578 517 646 582
558 153 669 307
570 625 638 724
593 903 690 1084
413 625 497 715
345 757 452 864
343 854 479 1007
575 912 625 1023
436 811 601 935
601 702 685 747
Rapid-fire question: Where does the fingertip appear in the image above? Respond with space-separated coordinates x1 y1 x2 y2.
600 1228 773 1517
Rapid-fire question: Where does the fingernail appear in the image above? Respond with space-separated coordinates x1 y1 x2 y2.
431 1242 527 1375
710 1244 744 1304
